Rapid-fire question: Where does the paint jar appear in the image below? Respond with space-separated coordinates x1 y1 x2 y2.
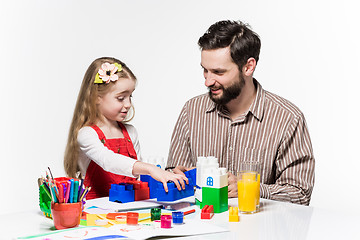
151 208 161 221
161 215 172 228
51 202 82 230
172 211 184 224
126 212 139 225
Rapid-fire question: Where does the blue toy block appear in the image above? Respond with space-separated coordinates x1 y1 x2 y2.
140 175 160 199
141 169 196 201
156 179 194 201
184 168 197 186
109 183 135 203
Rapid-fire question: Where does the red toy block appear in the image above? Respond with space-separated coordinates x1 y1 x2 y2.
201 205 214 219
133 181 150 201
109 180 150 203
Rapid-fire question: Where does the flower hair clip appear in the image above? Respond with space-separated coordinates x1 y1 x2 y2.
94 62 123 84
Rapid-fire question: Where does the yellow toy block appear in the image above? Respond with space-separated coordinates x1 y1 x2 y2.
229 207 240 222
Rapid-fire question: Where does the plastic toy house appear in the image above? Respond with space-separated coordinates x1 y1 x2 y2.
195 156 219 205
196 157 228 213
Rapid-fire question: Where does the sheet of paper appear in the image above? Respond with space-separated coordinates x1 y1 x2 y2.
19 197 227 240
109 219 229 239
84 197 163 212
18 217 228 240
16 226 129 240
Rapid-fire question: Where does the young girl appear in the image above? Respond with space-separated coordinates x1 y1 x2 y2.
64 57 188 199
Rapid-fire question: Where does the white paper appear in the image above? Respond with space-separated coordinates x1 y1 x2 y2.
16 227 129 240
110 219 228 239
84 197 162 212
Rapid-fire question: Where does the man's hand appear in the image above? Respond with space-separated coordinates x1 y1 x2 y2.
172 165 195 175
228 172 238 198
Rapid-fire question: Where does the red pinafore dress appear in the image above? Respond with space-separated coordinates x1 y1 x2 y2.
83 123 137 199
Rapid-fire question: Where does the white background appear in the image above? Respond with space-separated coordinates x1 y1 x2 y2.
1 0 359 215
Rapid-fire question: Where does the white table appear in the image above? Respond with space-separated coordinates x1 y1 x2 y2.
1 198 359 240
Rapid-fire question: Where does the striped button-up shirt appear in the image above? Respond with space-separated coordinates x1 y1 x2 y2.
167 80 315 205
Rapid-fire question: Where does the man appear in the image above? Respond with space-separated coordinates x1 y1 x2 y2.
166 20 315 205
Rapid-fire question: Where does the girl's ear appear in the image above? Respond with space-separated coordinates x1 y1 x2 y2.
96 96 102 105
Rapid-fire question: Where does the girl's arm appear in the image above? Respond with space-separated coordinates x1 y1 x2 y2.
78 126 188 192
78 127 137 177
132 161 188 192
125 124 189 191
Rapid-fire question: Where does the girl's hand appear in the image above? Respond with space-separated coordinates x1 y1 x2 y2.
148 166 189 192
172 165 195 175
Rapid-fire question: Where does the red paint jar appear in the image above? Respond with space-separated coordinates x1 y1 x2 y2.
126 212 139 225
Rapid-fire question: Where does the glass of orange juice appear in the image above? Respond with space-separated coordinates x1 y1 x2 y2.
237 161 260 214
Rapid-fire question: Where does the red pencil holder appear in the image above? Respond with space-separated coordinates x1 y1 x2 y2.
51 202 82 230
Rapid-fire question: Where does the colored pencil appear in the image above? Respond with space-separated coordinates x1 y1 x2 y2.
184 209 196 215
69 179 74 203
62 183 67 203
50 182 58 203
115 205 163 212
73 180 79 203
41 177 51 193
47 167 54 180
58 183 64 203
65 181 71 203
79 187 91 202
40 184 52 200
77 179 84 202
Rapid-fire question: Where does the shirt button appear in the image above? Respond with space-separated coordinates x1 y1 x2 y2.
229 146 233 151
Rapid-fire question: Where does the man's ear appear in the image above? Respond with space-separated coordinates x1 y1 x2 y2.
242 58 257 77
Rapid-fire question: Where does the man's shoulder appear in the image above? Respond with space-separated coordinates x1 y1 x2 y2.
184 93 212 108
264 90 304 118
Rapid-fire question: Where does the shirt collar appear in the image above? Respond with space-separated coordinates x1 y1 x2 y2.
205 97 217 113
205 79 265 122
248 79 265 122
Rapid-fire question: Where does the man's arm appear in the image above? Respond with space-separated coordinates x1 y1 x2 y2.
262 114 315 205
167 103 194 171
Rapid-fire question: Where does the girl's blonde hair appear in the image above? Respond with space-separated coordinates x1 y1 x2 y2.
64 57 137 178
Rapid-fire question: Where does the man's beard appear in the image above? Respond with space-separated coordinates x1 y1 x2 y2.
208 76 245 105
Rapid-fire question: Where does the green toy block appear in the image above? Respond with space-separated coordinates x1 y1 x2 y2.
201 186 228 213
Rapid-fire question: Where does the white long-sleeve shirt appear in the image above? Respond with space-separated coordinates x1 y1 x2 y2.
77 124 141 178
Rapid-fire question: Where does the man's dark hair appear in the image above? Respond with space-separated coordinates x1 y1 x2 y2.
198 20 261 70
